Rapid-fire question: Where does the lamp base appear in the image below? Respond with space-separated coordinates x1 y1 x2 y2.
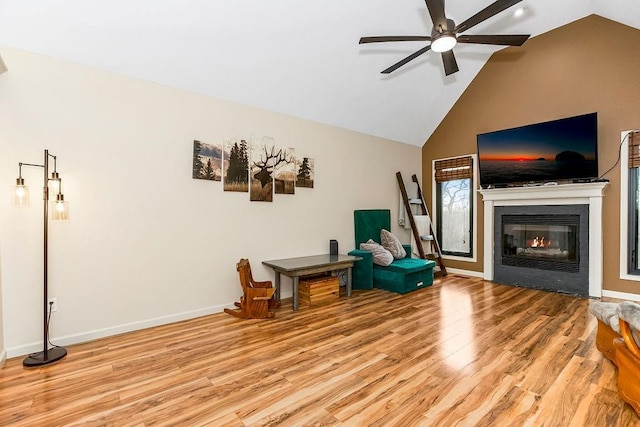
23 346 67 367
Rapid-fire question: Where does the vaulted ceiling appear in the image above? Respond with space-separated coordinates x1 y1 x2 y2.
1 1 639 147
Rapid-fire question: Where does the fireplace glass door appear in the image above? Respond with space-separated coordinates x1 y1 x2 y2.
501 214 579 272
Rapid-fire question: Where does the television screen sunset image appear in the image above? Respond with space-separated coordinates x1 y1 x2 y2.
477 113 598 186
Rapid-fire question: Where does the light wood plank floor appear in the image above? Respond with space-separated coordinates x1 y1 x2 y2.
1 275 639 426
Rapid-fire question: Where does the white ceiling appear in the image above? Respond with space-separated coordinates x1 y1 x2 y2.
1 0 640 146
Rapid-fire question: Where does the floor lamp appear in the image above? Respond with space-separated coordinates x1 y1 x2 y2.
14 149 69 367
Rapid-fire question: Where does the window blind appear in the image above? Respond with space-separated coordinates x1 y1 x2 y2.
434 156 473 183
630 131 640 169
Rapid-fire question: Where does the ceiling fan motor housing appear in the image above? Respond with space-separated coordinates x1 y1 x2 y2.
431 19 457 52
432 18 457 38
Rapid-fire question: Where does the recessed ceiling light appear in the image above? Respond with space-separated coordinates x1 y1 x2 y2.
514 7 525 18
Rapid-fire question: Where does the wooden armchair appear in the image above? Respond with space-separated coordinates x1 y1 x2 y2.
224 259 276 319
614 301 640 416
589 301 621 364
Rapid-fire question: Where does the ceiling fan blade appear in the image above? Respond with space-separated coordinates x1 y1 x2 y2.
381 45 432 74
457 34 530 46
425 0 447 28
441 50 459 76
359 36 431 44
455 0 522 34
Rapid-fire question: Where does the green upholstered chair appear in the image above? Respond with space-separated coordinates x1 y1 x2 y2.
348 209 435 294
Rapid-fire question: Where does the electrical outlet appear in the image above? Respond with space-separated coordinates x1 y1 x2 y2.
48 297 58 312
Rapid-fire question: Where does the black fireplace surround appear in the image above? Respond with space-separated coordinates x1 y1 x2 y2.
494 204 589 297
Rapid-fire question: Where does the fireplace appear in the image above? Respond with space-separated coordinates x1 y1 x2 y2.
494 205 589 296
479 182 608 298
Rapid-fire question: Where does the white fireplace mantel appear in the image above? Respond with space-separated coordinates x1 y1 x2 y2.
478 182 609 297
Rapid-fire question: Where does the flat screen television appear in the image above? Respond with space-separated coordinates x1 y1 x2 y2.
476 112 598 188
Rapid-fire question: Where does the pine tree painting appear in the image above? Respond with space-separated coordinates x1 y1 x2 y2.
223 138 249 192
192 140 222 181
296 157 314 188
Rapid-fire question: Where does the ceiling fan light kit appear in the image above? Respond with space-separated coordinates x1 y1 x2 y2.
360 0 530 76
431 35 457 52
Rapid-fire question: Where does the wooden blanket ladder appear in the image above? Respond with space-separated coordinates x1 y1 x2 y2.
396 172 447 277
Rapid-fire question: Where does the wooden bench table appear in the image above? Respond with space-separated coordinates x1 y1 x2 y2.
262 254 362 311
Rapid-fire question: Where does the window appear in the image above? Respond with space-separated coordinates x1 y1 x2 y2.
628 131 640 275
434 156 474 258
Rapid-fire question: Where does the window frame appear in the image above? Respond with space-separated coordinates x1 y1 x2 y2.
432 154 478 263
628 167 640 274
619 131 640 280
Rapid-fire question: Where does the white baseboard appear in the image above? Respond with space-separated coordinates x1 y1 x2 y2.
0 348 6 369
601 290 640 302
6 302 238 358
444 268 484 278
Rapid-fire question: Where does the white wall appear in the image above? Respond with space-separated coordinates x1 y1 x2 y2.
0 52 5 367
0 242 5 367
0 46 422 358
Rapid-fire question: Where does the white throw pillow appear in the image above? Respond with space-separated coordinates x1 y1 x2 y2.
380 229 407 259
360 239 394 267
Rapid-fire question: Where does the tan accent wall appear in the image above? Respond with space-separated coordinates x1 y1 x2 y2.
422 15 640 295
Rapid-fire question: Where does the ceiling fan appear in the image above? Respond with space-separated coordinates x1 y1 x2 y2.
359 0 530 76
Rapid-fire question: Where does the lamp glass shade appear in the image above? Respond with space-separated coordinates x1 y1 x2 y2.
50 176 61 194
431 35 457 53
51 200 69 221
13 183 30 206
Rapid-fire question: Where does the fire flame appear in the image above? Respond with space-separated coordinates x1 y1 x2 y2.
529 237 552 248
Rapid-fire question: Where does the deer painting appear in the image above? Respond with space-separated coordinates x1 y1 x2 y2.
250 142 293 202
252 146 292 189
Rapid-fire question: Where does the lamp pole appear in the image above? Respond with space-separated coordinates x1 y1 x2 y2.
20 149 68 367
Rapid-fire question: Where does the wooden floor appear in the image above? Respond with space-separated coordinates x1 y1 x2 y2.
2 275 640 426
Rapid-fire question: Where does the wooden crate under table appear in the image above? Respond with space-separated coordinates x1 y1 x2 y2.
299 275 339 307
